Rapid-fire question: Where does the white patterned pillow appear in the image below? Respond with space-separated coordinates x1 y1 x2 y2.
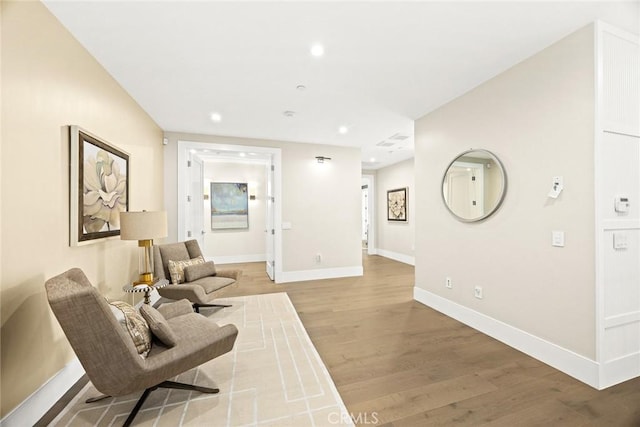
108 300 151 358
167 256 205 284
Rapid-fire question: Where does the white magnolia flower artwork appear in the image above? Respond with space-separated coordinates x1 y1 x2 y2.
70 126 129 245
83 148 127 233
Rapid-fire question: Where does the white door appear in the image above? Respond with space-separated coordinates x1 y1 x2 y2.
188 156 205 247
265 159 275 280
446 163 484 219
362 185 369 247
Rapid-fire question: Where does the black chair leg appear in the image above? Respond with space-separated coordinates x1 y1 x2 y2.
123 387 154 427
121 381 219 427
193 303 232 313
159 380 219 394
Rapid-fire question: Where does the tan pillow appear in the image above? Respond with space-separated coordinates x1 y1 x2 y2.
184 261 217 282
108 300 151 358
167 256 205 284
139 304 178 347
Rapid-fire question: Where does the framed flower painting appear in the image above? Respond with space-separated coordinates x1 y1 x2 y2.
69 126 129 245
387 187 408 222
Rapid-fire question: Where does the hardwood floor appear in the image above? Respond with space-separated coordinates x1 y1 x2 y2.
226 255 640 426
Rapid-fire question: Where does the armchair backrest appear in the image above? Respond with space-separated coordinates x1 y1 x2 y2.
45 268 143 396
153 240 204 282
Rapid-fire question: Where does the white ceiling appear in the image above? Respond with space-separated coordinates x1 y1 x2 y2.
43 1 639 169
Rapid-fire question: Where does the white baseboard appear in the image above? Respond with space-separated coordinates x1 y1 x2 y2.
209 254 266 265
413 286 600 389
277 265 363 284
600 352 640 389
1 357 85 427
376 249 415 266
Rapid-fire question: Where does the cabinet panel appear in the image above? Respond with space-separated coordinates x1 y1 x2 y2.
599 132 640 222
602 31 640 136
603 229 640 318
603 321 640 362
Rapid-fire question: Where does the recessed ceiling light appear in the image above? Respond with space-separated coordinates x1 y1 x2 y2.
283 110 296 117
296 84 306 91
338 126 348 134
310 44 324 57
210 112 222 122
370 157 376 162
239 152 246 157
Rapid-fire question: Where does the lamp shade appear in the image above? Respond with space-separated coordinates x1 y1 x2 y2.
120 211 168 240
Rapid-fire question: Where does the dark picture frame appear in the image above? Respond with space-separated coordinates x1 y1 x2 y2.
387 187 408 221
70 126 129 245
210 182 249 230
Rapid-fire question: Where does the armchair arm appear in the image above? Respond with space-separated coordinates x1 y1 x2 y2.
157 299 193 319
216 269 241 281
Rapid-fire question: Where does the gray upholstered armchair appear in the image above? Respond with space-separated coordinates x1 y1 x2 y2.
153 240 240 312
45 268 238 427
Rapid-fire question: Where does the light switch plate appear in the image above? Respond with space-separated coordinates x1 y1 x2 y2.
552 231 565 247
613 232 628 250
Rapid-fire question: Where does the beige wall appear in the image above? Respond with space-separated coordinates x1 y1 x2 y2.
414 25 596 358
375 158 415 261
1 1 163 417
164 132 362 274
203 161 267 260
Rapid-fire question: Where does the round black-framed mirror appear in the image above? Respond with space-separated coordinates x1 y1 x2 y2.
442 149 506 222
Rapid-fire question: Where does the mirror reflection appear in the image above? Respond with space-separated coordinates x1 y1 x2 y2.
442 149 506 222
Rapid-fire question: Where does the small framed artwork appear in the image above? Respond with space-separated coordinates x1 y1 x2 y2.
387 187 408 221
70 126 129 245
211 182 249 230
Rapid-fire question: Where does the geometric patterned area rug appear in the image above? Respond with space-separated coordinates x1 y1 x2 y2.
50 293 354 426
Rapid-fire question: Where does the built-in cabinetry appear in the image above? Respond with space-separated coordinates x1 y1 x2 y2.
595 22 640 388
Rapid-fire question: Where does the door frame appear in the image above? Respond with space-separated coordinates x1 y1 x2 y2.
189 155 205 248
362 174 376 255
177 140 282 282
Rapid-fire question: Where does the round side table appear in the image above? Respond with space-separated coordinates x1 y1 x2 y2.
123 279 169 305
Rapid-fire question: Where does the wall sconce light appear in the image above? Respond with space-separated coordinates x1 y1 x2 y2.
315 156 332 163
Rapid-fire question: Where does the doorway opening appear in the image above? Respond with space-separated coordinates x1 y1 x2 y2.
177 141 282 282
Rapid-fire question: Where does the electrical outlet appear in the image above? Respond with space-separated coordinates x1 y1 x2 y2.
474 286 483 299
446 277 453 289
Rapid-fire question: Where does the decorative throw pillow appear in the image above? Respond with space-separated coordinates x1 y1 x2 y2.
108 300 152 358
167 256 205 284
139 304 178 347
184 261 217 282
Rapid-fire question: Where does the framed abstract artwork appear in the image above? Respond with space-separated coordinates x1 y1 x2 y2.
211 182 249 230
69 126 129 245
387 187 407 221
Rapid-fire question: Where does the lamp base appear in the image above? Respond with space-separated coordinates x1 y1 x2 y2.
134 274 158 286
